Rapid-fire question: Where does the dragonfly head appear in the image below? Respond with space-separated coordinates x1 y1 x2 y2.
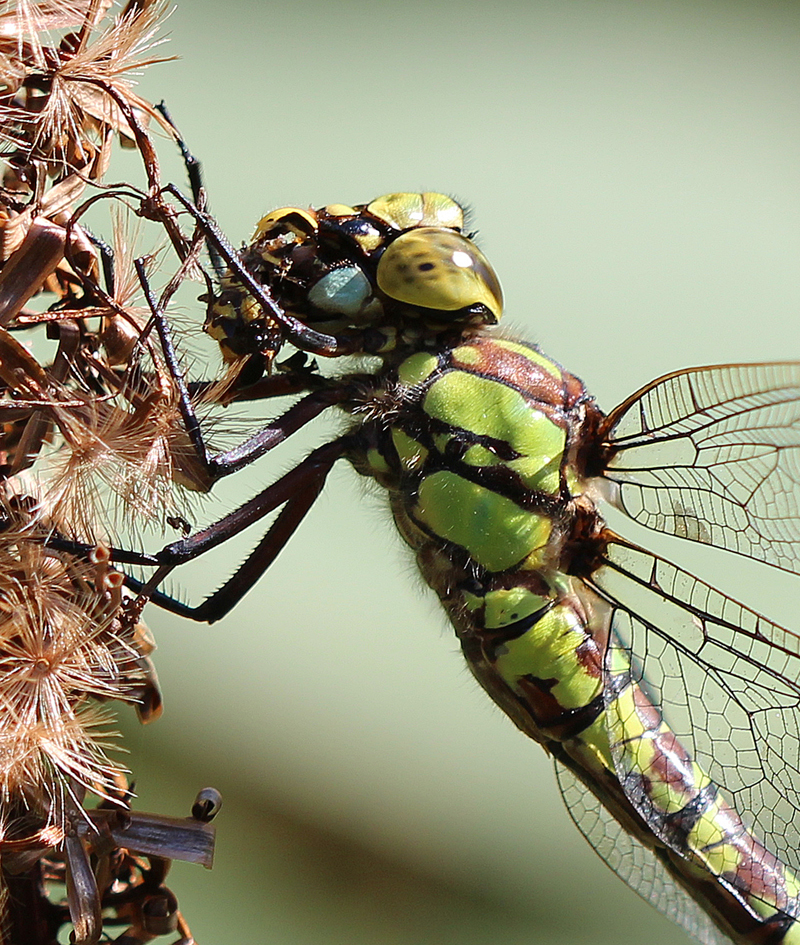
205 192 503 366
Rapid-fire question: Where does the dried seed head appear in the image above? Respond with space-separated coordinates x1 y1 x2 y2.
0 3 217 941
45 384 200 536
0 0 175 166
0 1 177 327
0 493 157 833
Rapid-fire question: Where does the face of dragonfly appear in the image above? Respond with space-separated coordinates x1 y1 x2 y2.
204 192 504 366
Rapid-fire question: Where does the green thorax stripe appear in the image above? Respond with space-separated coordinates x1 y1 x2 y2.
373 335 591 574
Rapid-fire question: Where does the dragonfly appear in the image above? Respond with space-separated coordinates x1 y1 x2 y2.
85 189 800 945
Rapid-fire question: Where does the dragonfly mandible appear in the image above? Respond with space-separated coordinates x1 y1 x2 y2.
94 191 800 945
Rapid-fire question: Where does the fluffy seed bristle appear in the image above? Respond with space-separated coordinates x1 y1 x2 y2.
41 375 204 538
0 0 175 164
0 509 147 828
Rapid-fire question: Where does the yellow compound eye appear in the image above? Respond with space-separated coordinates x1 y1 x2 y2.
367 193 464 231
377 227 503 322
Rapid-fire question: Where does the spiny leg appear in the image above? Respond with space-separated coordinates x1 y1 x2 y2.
135 257 348 480
154 101 225 281
159 437 347 563
84 231 115 296
124 437 348 620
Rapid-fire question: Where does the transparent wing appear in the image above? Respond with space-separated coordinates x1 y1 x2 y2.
587 536 800 879
554 761 729 945
600 362 800 573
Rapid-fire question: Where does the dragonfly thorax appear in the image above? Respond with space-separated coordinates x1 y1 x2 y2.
348 332 603 586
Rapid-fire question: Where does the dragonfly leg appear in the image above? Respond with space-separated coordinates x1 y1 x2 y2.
135 258 348 482
154 102 225 281
126 437 348 620
84 231 115 296
159 437 346 563
46 437 347 573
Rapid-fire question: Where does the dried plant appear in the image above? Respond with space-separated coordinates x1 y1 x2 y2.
0 0 172 159
0 0 177 325
0 2 222 942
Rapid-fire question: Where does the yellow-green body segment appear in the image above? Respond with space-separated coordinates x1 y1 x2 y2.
350 334 800 945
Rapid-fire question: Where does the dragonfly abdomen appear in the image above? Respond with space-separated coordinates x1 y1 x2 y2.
457 561 800 944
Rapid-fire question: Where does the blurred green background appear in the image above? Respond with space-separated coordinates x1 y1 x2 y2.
113 1 800 943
